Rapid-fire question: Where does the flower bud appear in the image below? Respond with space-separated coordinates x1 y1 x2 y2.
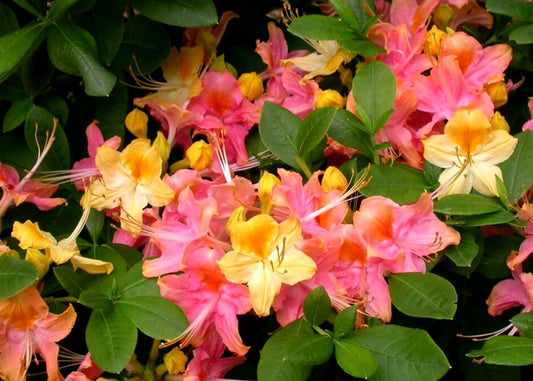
163 347 188 375
226 206 247 236
238 72 264 101
486 81 508 109
322 166 348 193
433 5 454 29
125 108 148 138
25 248 51 280
153 131 171 172
491 111 510 132
185 140 213 171
258 171 281 214
315 89 345 109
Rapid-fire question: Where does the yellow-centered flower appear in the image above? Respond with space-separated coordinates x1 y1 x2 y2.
423 109 517 198
217 212 317 316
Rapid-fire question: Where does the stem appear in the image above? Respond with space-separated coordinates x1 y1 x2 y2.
44 296 78 304
295 156 313 179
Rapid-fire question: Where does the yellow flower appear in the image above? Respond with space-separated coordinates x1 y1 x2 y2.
217 213 317 316
423 109 517 198
86 139 174 235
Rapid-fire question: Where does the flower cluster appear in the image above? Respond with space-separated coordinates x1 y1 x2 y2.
1 0 533 380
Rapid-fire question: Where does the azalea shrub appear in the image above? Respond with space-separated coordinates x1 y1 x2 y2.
2 0 533 380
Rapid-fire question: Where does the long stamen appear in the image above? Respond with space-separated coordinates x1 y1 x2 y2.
430 150 470 200
210 132 233 184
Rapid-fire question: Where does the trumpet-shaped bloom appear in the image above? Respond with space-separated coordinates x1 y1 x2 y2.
217 213 317 316
85 139 175 235
0 287 76 381
423 109 517 197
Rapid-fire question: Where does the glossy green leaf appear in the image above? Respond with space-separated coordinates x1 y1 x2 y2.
334 338 377 379
510 313 533 338
500 131 533 203
86 307 137 373
0 22 43 83
359 164 429 205
259 102 301 169
21 43 55 97
79 289 112 309
444 229 479 267
477 235 520 279
86 209 104 244
258 320 314 381
282 333 334 364
297 108 336 157
47 23 116 96
53 266 85 298
339 38 386 57
39 94 69 126
24 105 71 170
288 14 358 41
95 79 127 140
389 273 457 320
334 305 357 339
434 194 503 216
12 0 45 18
117 261 161 298
329 0 361 30
0 4 19 37
129 0 218 27
47 0 80 18
510 24 533 44
112 15 170 75
486 0 533 22
117 296 188 340
107 243 143 268
352 60 396 133
0 255 38 299
303 286 331 326
75 0 124 65
3 97 33 132
346 325 451 381
325 108 373 158
448 209 516 227
467 336 533 366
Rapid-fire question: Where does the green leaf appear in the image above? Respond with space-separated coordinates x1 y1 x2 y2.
259 102 301 169
510 313 533 338
486 0 533 22
12 0 45 18
339 38 386 57
329 0 361 30
352 60 396 133
334 305 357 339
297 108 336 157
112 15 170 75
0 255 38 299
117 296 188 340
117 261 161 298
86 209 104 244
258 320 314 381
510 24 533 44
0 4 19 37
21 43 55 97
107 243 143 268
79 289 112 309
444 228 479 267
95 79 127 140
47 0 80 18
325 108 373 158
303 286 331 326
129 0 218 27
47 23 116 96
24 105 71 170
282 333 334 364
467 336 533 366
3 97 33 132
75 0 124 65
434 194 503 216
39 94 69 126
477 235 520 279
334 338 377 379
288 15 358 41
448 209 516 227
389 273 457 320
86 307 137 373
359 164 429 204
53 266 84 298
0 22 44 83
500 131 533 203
346 325 451 381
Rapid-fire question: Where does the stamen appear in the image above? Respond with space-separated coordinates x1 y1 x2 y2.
210 132 233 184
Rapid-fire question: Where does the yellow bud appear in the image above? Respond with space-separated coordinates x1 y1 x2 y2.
238 72 264 101
163 347 188 375
424 25 447 58
125 108 148 139
321 166 348 193
490 111 510 133
153 131 171 172
339 67 353 89
433 5 454 29
486 81 508 109
315 89 345 109
226 206 247 236
196 29 218 57
258 171 281 214
185 140 213 171
25 248 51 280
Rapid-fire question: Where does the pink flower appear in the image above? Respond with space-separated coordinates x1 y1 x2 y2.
0 287 76 381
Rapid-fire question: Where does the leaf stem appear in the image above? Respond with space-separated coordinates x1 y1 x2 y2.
295 156 313 179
